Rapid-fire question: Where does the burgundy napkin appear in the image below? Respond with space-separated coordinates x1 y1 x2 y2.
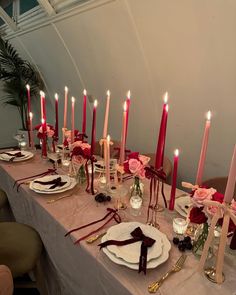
98 226 156 274
34 177 67 189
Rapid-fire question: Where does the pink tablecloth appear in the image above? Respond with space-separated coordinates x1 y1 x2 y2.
0 153 235 295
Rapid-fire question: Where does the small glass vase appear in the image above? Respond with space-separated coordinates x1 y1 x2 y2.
129 176 144 216
77 165 87 185
193 222 212 257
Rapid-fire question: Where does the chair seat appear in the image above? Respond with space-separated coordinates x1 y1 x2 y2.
0 222 42 278
0 189 8 209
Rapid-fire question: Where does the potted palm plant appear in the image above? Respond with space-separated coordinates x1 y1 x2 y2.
0 36 44 132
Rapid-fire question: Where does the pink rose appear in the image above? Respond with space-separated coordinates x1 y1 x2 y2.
71 141 83 150
139 155 150 166
47 128 54 138
128 159 142 175
231 200 236 214
138 167 146 179
192 187 216 207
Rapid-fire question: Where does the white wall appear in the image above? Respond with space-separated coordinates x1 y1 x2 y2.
1 0 236 184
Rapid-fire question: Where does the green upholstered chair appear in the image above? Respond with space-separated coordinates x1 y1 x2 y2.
0 189 8 209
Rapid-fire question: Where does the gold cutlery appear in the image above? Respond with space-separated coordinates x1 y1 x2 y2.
86 232 106 244
148 254 187 293
47 193 73 204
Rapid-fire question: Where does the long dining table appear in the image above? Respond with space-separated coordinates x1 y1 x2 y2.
0 152 235 295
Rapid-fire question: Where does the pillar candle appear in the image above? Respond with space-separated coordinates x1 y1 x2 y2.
91 100 98 156
224 145 236 203
103 90 111 139
169 149 179 211
196 111 211 185
71 97 75 143
106 135 111 186
29 112 34 148
82 89 87 135
125 90 131 144
155 92 169 169
64 86 68 129
119 101 127 165
54 93 59 140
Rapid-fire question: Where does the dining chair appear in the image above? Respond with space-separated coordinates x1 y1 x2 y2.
94 140 121 159
0 265 13 295
202 177 236 199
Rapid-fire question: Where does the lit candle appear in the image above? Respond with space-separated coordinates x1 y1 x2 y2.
106 135 111 186
196 111 211 185
82 89 87 135
155 92 169 169
26 84 31 115
55 93 59 140
41 118 47 157
119 101 127 165
29 112 34 148
103 90 111 139
40 91 45 122
173 218 188 235
169 149 179 211
64 86 68 128
125 90 131 144
91 100 98 156
224 145 236 203
71 97 75 143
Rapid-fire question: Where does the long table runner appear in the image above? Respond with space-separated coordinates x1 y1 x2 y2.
0 153 235 295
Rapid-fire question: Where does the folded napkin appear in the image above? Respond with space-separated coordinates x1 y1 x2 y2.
34 177 67 189
0 151 25 161
98 227 156 274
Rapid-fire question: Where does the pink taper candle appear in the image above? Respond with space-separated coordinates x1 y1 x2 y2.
91 100 98 156
224 145 236 203
119 101 127 165
169 149 179 210
29 112 34 148
71 97 75 143
155 92 169 169
54 94 59 139
64 86 68 128
125 90 131 143
82 89 87 134
103 90 111 138
196 111 211 185
40 91 45 122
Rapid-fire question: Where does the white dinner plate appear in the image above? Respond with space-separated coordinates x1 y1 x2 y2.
101 230 171 270
106 222 164 264
31 175 71 192
29 177 77 194
0 151 34 162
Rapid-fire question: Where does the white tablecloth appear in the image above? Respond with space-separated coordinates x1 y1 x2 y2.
0 153 235 295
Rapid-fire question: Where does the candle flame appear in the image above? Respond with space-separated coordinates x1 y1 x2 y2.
94 99 98 107
174 149 179 157
207 110 212 121
41 118 45 124
166 104 169 112
127 90 131 99
29 112 33 119
71 96 75 103
40 91 45 97
124 101 127 112
107 135 110 142
65 86 68 92
26 84 30 90
107 90 111 96
55 93 59 100
83 89 87 95
163 92 168 104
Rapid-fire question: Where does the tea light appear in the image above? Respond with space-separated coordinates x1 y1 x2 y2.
130 195 142 216
19 140 27 150
62 159 70 167
173 218 188 235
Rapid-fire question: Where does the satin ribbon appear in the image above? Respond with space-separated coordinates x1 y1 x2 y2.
99 226 155 274
34 177 67 189
13 168 57 192
65 208 121 244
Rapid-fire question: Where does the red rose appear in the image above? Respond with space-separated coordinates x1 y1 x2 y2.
123 160 130 174
127 152 140 160
189 207 208 224
212 191 224 203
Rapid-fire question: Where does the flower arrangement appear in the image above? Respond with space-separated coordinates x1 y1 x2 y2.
34 124 55 139
123 152 150 179
63 130 86 148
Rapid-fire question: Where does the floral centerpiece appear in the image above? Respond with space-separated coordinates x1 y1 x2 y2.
123 152 150 198
34 124 55 153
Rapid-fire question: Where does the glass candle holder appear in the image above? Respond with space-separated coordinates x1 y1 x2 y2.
130 195 142 216
173 218 188 235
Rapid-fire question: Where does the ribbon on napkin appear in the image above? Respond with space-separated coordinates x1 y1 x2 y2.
65 208 121 244
0 151 25 162
34 177 67 189
13 168 57 192
98 227 155 274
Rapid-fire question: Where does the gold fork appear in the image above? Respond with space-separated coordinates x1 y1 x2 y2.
148 254 187 293
86 232 106 244
47 193 73 204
